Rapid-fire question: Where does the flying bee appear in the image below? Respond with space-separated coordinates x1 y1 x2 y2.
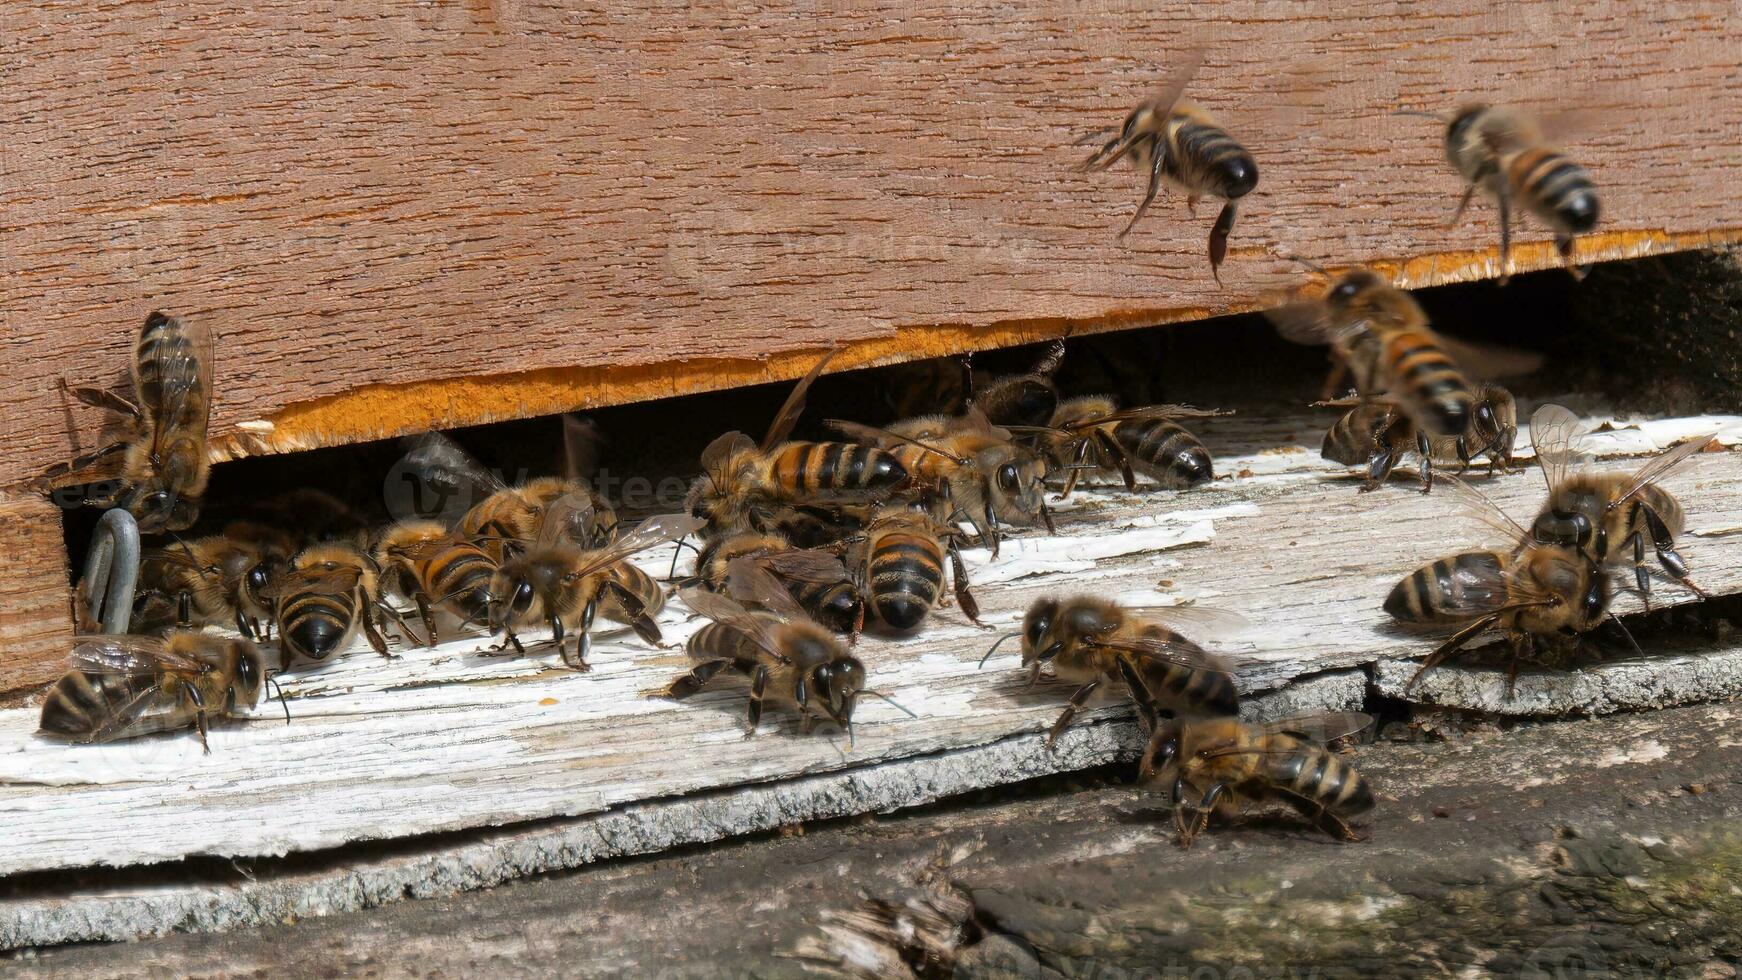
829 409 1053 556
667 560 887 744
42 312 214 532
373 519 498 647
38 631 279 753
695 530 864 635
843 506 981 633
1386 479 1625 691
398 426 617 562
266 542 406 663
1073 54 1258 281
981 596 1245 747
1268 267 1475 438
1320 384 1517 493
1524 405 1712 606
1024 396 1220 498
130 533 287 640
1139 712 1375 847
1412 104 1599 283
689 351 911 541
489 496 702 669
971 339 1066 428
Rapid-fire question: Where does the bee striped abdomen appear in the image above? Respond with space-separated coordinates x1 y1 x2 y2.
39 672 171 741
1134 626 1239 717
279 590 358 661
1384 550 1505 624
1383 329 1472 436
1168 120 1258 199
1113 419 1215 487
687 621 758 667
1269 740 1376 817
771 442 907 498
1508 147 1600 233
134 312 204 418
426 545 496 622
869 533 944 631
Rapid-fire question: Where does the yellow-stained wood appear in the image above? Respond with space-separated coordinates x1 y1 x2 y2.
4 1 1742 487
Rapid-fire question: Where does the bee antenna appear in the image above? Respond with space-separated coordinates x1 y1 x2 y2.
265 675 291 725
862 690 918 719
1392 108 1443 120
1608 612 1646 659
978 631 1020 668
1278 253 1329 275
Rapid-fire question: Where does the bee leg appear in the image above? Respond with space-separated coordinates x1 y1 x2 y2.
1180 783 1226 849
65 384 145 421
1415 430 1435 494
1556 234 1587 281
1361 446 1397 493
947 541 986 627
181 680 211 755
1044 679 1101 750
1022 662 1043 691
664 659 730 699
1444 184 1477 230
1319 358 1351 404
744 664 770 738
1307 803 1362 842
1625 531 1653 612
1116 146 1169 240
1114 657 1160 735
1208 200 1236 284
1185 193 1200 217
1405 614 1501 692
176 590 195 629
563 601 598 672
1093 428 1137 493
1055 439 1091 501
415 594 439 648
362 598 401 658
1641 505 1705 599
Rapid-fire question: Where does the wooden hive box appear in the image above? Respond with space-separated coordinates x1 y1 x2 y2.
2 0 1742 946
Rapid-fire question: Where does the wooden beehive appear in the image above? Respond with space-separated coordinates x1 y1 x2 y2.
3 0 1742 945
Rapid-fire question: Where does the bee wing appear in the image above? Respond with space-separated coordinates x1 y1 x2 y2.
1082 634 1236 675
145 314 215 450
762 349 839 452
561 414 606 482
1441 475 1531 542
677 587 794 665
699 430 757 485
1264 300 1334 345
257 564 362 601
69 635 204 678
723 556 816 623
824 419 969 463
401 431 508 502
757 548 853 586
1528 404 1592 493
1117 605 1251 641
564 513 705 580
1437 335 1545 382
1255 711 1374 745
1082 404 1230 425
533 491 598 549
1608 435 1716 513
1407 550 1552 619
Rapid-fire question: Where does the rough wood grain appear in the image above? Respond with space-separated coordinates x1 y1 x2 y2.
0 408 1734 878
0 495 73 697
4 1 1742 487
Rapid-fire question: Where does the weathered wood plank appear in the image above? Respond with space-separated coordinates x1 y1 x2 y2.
4 1 1742 488
0 408 1734 877
0 495 73 698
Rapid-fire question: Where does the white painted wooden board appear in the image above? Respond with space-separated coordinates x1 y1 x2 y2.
0 408 1736 877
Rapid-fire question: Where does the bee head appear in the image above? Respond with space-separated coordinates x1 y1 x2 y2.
1020 597 1060 666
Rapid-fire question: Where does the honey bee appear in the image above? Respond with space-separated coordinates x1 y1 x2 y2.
131 533 287 640
266 542 404 663
971 339 1066 428
982 596 1244 747
1320 384 1517 492
1428 104 1599 283
695 530 864 635
373 519 499 646
1268 268 1475 438
38 631 276 753
1073 54 1258 281
667 560 873 742
829 409 1052 555
1524 405 1710 606
489 496 702 668
44 312 214 532
688 352 911 540
1139 712 1375 846
400 431 617 562
1385 481 1618 691
878 356 970 421
1028 396 1220 497
841 507 981 633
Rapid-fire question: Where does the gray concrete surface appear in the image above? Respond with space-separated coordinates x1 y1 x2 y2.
7 699 1742 978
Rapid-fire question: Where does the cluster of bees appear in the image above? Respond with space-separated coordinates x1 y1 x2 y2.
27 69 1718 847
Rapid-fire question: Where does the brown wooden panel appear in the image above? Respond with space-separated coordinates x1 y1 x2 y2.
0 495 71 698
3 0 1741 485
